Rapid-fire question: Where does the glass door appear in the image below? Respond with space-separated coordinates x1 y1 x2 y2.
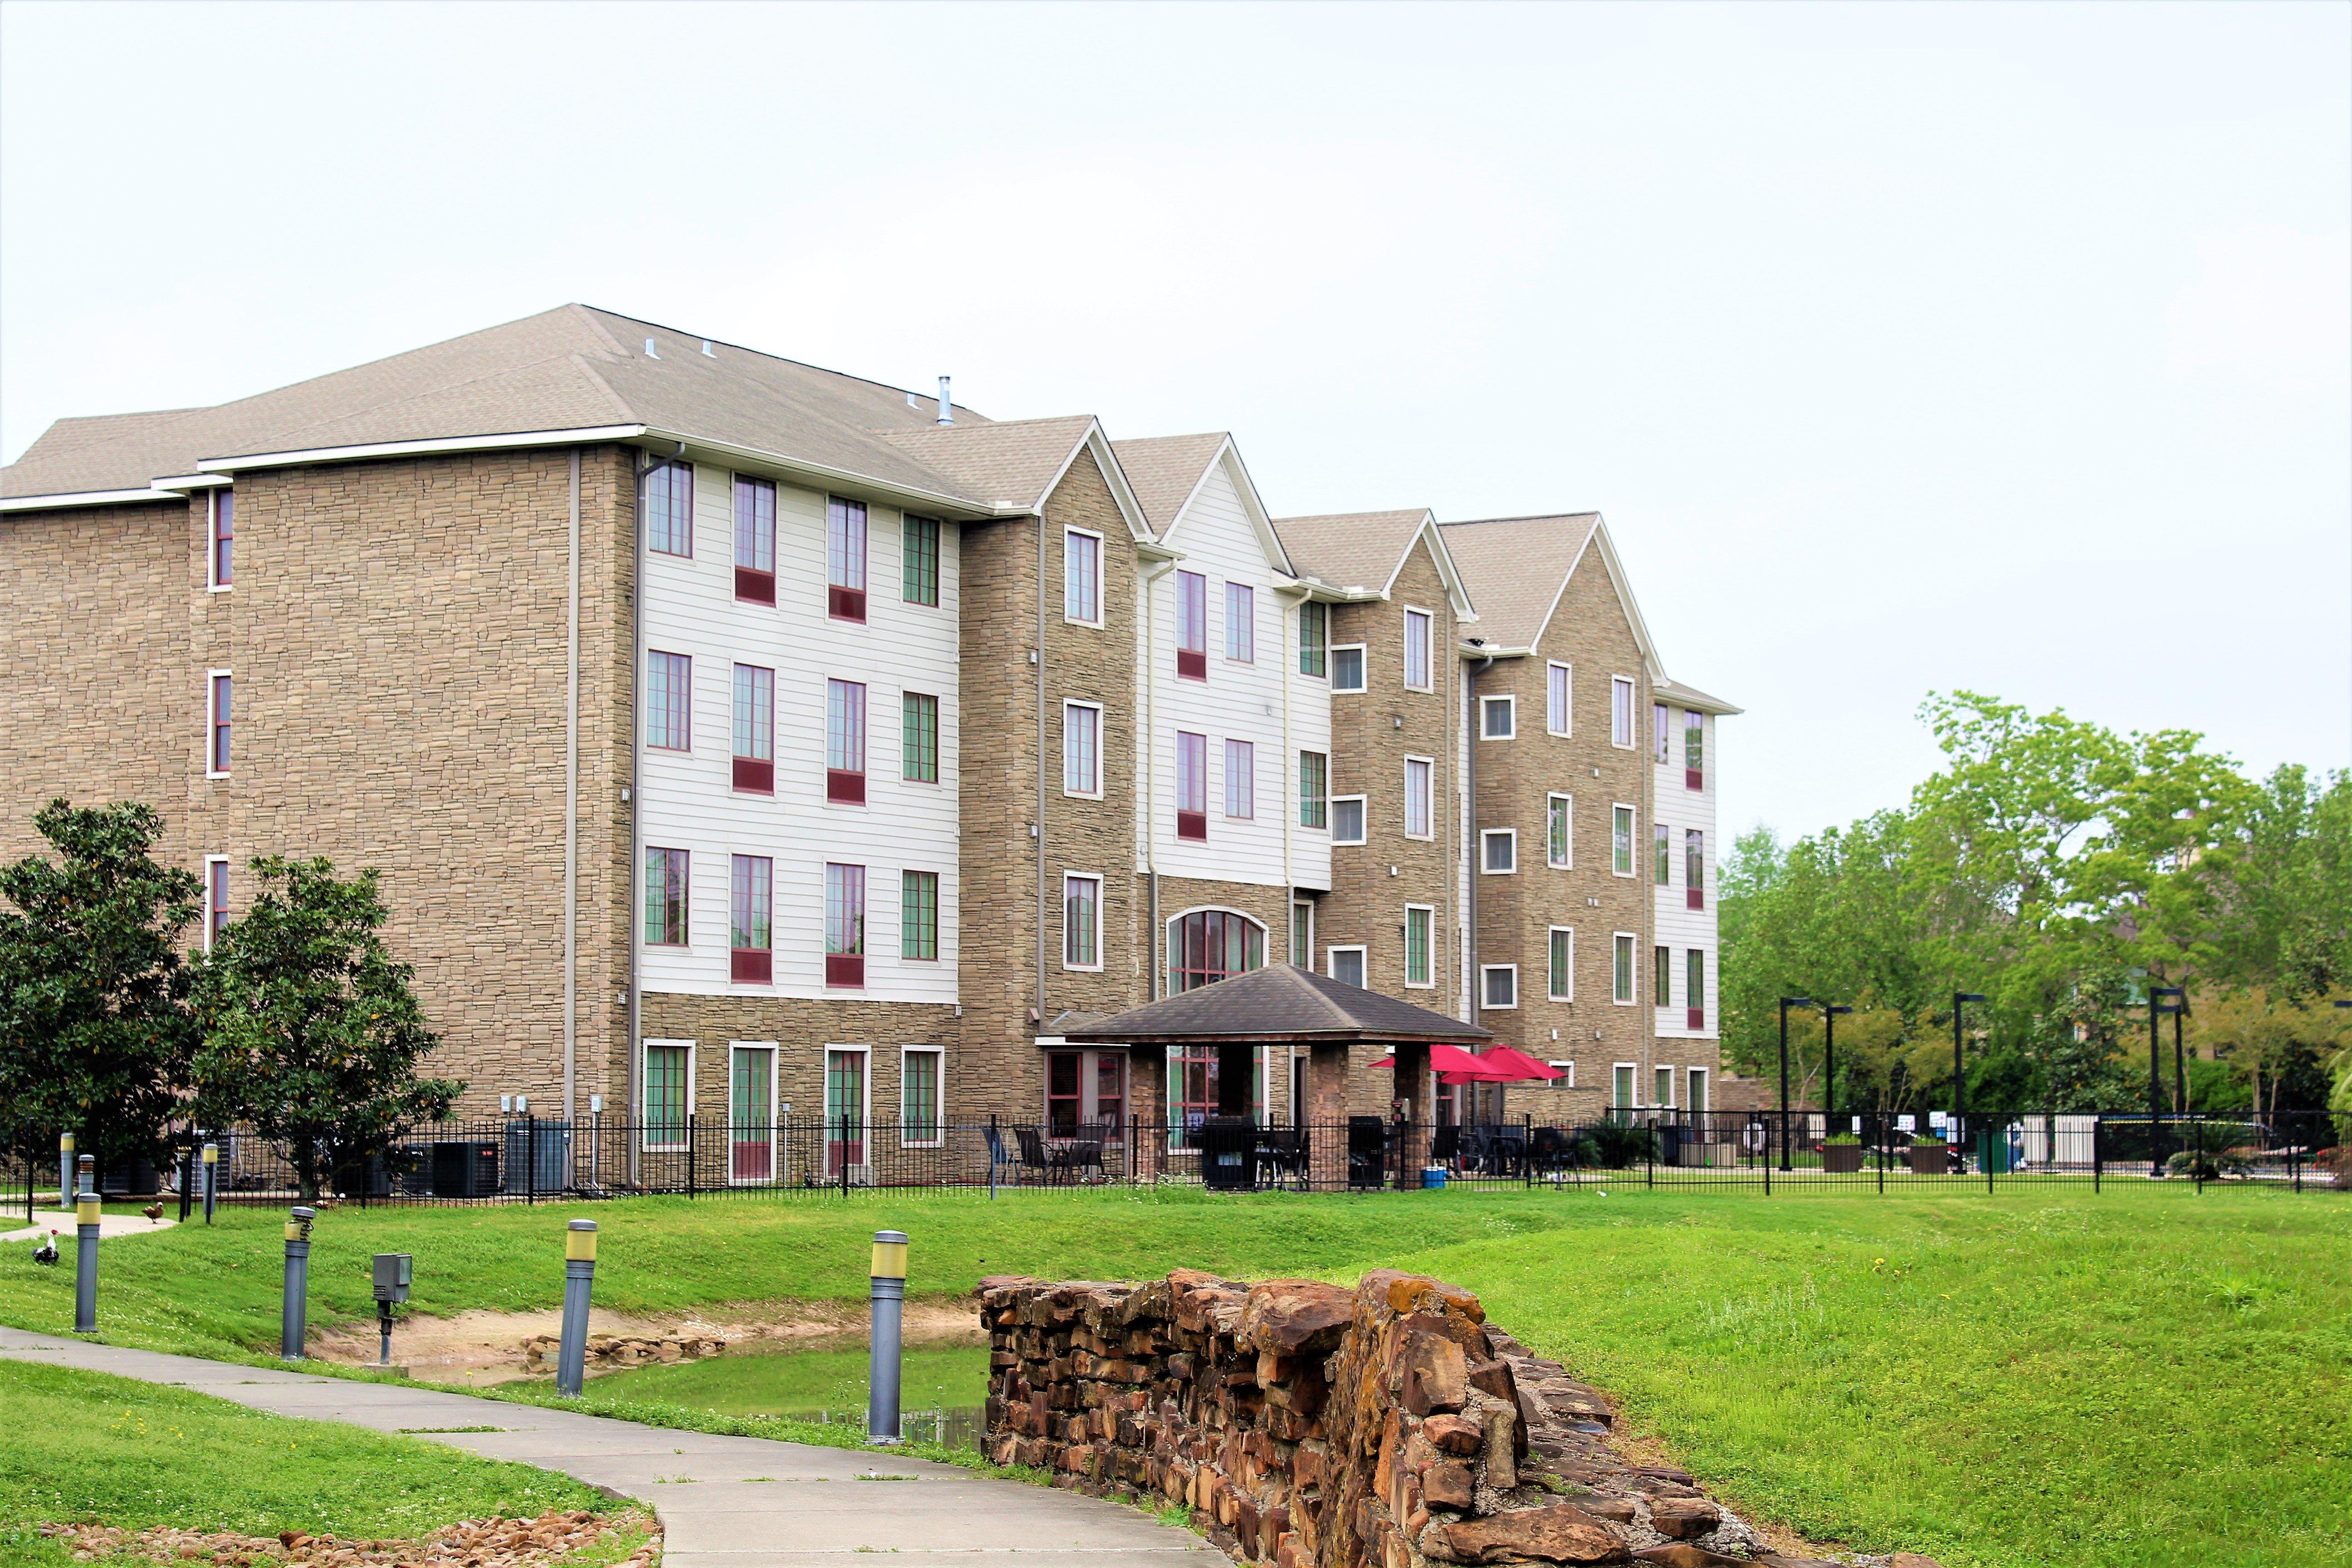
825 1048 867 1175
730 1045 774 1182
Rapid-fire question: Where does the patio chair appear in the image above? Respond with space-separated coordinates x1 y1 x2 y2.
1060 1127 1108 1181
1429 1125 1461 1169
1528 1125 1567 1175
1487 1129 1526 1177
1012 1127 1057 1185
1347 1116 1388 1191
1254 1127 1304 1189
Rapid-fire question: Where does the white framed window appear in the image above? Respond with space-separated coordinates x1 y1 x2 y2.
1613 1062 1637 1108
1480 694 1515 740
203 856 231 949
1403 904 1435 988
1547 793 1573 867
1481 828 1517 874
207 490 235 591
1298 751 1328 829
1327 945 1367 989
646 651 691 752
901 1047 945 1147
727 1042 778 1183
1546 662 1571 735
1331 645 1367 693
642 1039 695 1151
1654 701 1673 764
1687 1067 1709 1114
1290 900 1314 965
1225 582 1254 662
1402 608 1432 691
1655 1065 1674 1109
1224 738 1255 819
1331 796 1367 845
1548 926 1573 1000
1063 528 1103 625
1612 804 1637 876
1298 601 1328 677
1480 964 1518 1009
823 1044 871 1176
1611 676 1636 748
1063 872 1102 970
1612 933 1637 1004
1062 701 1102 797
1404 755 1434 839
1551 1060 1577 1089
206 670 233 778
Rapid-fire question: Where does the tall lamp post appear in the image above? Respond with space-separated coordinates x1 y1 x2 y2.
1778 996 1814 1172
1823 1004 1853 1123
1952 992 1987 1164
2151 987 2187 1118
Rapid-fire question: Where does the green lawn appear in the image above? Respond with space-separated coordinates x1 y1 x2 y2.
0 1185 2343 1568
592 1343 989 1419
0 1357 621 1564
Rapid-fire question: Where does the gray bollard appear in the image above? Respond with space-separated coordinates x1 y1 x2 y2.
556 1220 597 1397
59 1133 75 1213
280 1206 315 1360
201 1142 218 1225
72 1156 99 1333
867 1230 908 1444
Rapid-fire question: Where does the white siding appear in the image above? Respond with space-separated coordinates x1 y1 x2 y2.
1651 711 1716 1039
639 465 960 1002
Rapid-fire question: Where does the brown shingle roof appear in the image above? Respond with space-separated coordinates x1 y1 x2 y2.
1439 513 1602 652
1111 433 1230 535
1271 509 1432 595
1061 964 1491 1045
874 416 1103 514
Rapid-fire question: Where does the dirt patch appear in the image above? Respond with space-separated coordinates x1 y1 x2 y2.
39 1507 656 1566
310 1297 984 1383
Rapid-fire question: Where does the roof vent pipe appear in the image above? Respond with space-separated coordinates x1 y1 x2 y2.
937 376 953 426
644 338 660 359
701 340 715 358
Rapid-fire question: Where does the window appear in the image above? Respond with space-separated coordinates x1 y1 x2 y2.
646 652 691 751
1612 804 1636 876
902 515 941 606
643 1042 691 1150
902 1049 942 1146
1405 757 1434 839
1548 794 1573 867
646 462 693 557
734 476 776 604
824 1048 866 1173
1176 731 1208 840
1404 905 1434 988
207 672 232 775
1687 1067 1709 1114
1063 873 1100 968
1553 1061 1577 1090
1298 751 1328 829
1402 608 1432 690
729 1044 774 1181
901 869 940 960
732 665 774 793
1048 1054 1082 1134
1331 645 1367 692
1328 946 1367 989
644 848 689 945
1481 965 1518 1009
827 496 867 621
1611 676 1636 747
1612 934 1636 1004
1612 1063 1635 1110
824 863 865 986
1064 529 1102 624
1654 701 1672 764
1481 828 1516 874
1169 908 1264 992
1547 662 1571 735
1686 829 1705 909
1548 927 1573 1000
205 858 230 948
1290 901 1314 965
730 856 772 983
1050 1049 1126 1136
1176 571 1207 678
1331 796 1367 844
1686 948 1706 1030
1685 710 1705 789
1480 694 1515 739
1654 823 1671 885
1653 944 1671 1006
1224 739 1254 819
1063 702 1101 796
902 692 939 783
826 680 866 804
209 490 234 589
1655 1066 1674 1109
1299 602 1328 677
1225 583 1254 662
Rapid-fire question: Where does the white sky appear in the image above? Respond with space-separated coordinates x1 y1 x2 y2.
4 1 2345 843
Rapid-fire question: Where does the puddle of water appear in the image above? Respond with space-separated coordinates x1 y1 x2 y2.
592 1344 990 1450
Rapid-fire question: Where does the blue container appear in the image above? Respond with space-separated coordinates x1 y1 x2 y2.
1422 1167 1448 1190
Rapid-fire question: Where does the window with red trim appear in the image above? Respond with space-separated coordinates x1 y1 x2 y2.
1176 571 1207 679
825 862 865 986
732 664 774 793
209 674 232 774
1176 731 1207 840
1168 908 1263 993
207 860 230 944
826 679 866 804
827 496 867 621
210 491 235 587
735 476 776 604
730 855 772 983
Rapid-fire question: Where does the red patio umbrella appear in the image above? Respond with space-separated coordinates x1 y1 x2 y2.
1364 1044 1520 1083
1478 1046 1564 1081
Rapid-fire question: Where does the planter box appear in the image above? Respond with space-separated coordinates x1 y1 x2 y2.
1907 1143 1953 1175
1822 1144 1865 1174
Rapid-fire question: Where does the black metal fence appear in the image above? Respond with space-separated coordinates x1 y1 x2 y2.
134 1107 2346 1205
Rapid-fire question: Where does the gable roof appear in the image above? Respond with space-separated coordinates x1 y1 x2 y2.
1060 963 1491 1045
1274 507 1475 618
1438 513 1601 653
882 416 1152 538
1113 432 1294 572
1654 676 1744 716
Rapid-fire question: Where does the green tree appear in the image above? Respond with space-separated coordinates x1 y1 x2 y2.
190 856 463 1200
0 800 201 1180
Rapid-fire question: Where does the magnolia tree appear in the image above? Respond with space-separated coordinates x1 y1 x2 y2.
191 856 463 1200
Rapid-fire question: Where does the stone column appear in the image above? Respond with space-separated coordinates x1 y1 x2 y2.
1393 1043 1431 1189
1130 1046 1166 1182
1308 1042 1348 1190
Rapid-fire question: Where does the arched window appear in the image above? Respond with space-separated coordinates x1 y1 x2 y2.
1168 908 1265 994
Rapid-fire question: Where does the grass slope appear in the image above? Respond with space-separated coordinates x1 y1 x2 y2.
590 1344 988 1417
0 1186 2343 1568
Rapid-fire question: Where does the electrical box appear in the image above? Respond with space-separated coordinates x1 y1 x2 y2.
372 1252 412 1303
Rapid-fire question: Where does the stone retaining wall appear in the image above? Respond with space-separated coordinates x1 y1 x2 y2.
977 1270 1934 1568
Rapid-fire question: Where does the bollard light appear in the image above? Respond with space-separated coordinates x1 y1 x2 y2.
59 1133 75 1214
201 1143 218 1226
867 1230 908 1444
73 1155 99 1333
280 1206 315 1361
556 1220 597 1397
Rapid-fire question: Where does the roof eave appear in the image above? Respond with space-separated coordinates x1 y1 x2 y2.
0 486 189 513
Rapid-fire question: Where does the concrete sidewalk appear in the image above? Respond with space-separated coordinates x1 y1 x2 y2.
0 1328 1217 1566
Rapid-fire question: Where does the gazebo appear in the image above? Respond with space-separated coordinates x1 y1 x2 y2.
1061 964 1491 1190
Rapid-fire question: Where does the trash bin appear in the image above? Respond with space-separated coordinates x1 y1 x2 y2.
1976 1129 2013 1175
1658 1124 1684 1168
1198 1117 1255 1191
1422 1167 1448 1190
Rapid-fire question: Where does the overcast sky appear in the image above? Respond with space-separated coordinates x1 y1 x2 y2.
5 1 2345 843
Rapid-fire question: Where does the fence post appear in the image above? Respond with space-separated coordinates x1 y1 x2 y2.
527 1117 539 1207
840 1115 850 1200
2092 1117 2102 1193
1762 1126 1770 1196
178 1145 193 1223
686 1113 697 1199
2290 1124 2301 1193
1525 1113 1534 1191
1875 1113 1885 1195
2193 1114 2204 1195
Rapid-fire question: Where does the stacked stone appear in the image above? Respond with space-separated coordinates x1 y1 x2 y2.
977 1270 1877 1568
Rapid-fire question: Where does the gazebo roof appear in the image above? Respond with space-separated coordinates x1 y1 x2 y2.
1060 965 1494 1047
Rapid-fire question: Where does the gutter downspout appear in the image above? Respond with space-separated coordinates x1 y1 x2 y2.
1465 648 1494 1096
1139 557 1178 1000
564 448 579 1131
1036 513 1048 1035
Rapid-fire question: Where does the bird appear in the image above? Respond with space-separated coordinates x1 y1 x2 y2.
33 1232 58 1266
141 1202 164 1223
